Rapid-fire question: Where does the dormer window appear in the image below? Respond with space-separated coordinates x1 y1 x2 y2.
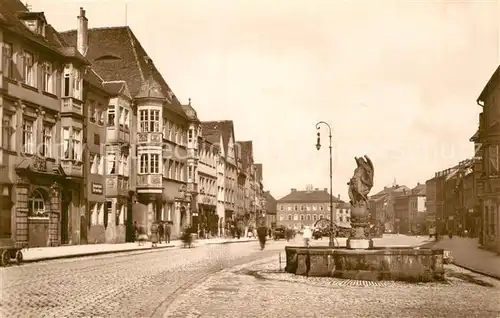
19 12 47 37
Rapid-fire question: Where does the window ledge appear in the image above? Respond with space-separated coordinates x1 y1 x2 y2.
3 76 18 84
42 91 58 99
21 83 38 92
28 216 50 220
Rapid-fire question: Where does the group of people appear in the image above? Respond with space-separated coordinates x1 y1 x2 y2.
133 221 172 247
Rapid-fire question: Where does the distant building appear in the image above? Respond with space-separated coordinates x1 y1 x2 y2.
276 185 344 229
393 183 426 234
369 184 409 233
263 191 277 228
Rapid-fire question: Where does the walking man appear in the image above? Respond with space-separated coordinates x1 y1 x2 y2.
158 221 165 244
165 221 171 244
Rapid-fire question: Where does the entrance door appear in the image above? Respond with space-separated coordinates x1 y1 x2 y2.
126 197 133 242
61 190 70 244
80 214 88 244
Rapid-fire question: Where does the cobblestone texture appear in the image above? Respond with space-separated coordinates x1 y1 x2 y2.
164 257 500 318
0 240 287 318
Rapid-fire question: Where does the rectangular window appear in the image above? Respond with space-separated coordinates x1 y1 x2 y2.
42 61 53 93
162 118 168 137
124 109 130 128
175 125 179 143
2 114 14 151
139 154 148 174
150 154 159 174
90 154 99 174
42 125 52 157
188 129 193 143
22 119 33 154
107 105 115 127
167 121 172 140
151 110 160 132
72 129 82 161
73 68 81 99
123 154 129 176
23 51 34 86
119 106 125 126
188 166 193 182
168 160 173 178
489 145 499 177
107 153 116 174
63 65 71 97
62 127 70 158
118 154 124 175
162 160 168 178
2 43 13 78
139 110 148 132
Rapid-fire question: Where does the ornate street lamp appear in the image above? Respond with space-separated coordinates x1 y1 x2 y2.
315 121 335 248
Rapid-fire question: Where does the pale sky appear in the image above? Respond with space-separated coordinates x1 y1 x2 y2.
30 0 500 200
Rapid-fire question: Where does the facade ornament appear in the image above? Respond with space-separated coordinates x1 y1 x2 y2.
32 156 47 172
50 181 60 198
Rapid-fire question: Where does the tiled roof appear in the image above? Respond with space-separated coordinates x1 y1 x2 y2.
264 191 277 213
478 64 500 102
371 185 409 199
181 100 199 122
135 74 165 99
59 26 187 118
0 0 87 63
201 121 235 158
411 183 426 196
277 189 342 204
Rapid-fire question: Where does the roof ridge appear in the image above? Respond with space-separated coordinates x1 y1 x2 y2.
60 26 129 34
125 27 145 82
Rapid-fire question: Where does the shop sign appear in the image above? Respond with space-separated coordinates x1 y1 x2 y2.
91 182 103 194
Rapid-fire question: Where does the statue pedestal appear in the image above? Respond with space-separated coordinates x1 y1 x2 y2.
348 205 372 249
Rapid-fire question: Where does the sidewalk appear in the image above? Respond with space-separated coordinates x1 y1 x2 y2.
20 237 257 263
426 236 500 280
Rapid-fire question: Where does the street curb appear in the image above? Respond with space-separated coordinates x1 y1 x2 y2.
22 244 176 264
451 262 500 281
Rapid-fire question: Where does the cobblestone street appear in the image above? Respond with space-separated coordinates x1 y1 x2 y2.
0 240 287 317
164 257 500 318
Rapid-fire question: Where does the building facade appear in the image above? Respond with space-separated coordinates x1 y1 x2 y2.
0 1 90 247
393 184 426 234
476 64 500 253
369 184 409 233
263 190 277 228
276 186 343 230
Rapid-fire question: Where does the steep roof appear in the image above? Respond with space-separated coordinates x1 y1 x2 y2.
181 99 199 122
0 0 88 64
278 189 343 204
201 120 235 158
264 191 277 214
371 185 409 200
411 183 426 196
59 26 187 117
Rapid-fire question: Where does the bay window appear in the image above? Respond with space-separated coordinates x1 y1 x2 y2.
42 125 52 157
62 64 82 99
62 127 70 158
42 61 53 93
123 154 129 176
63 66 70 97
188 129 193 143
119 106 125 127
124 109 130 128
23 51 34 86
150 154 159 173
73 68 81 99
22 119 33 154
2 43 13 78
489 145 499 177
139 110 148 132
107 153 116 174
150 110 160 132
72 129 82 161
138 109 160 132
188 166 193 182
107 105 115 127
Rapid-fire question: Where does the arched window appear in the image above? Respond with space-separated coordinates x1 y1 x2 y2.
306 214 311 221
313 214 317 221
29 189 46 217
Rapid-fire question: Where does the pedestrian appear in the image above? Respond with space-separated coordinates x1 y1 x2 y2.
257 223 268 250
133 221 139 242
158 221 164 244
165 221 171 244
303 226 312 247
151 221 159 248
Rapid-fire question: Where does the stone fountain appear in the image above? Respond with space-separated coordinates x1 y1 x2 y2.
284 155 445 282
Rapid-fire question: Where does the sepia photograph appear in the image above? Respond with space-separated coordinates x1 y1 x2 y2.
0 0 499 317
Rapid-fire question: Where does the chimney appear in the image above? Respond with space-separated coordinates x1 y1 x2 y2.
291 188 296 192
77 7 88 56
338 194 340 200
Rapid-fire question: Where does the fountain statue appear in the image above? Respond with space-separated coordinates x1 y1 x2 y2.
347 155 374 249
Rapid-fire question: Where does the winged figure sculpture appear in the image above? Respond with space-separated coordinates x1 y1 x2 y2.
347 155 374 207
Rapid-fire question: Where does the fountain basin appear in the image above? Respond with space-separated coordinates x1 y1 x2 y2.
284 246 444 282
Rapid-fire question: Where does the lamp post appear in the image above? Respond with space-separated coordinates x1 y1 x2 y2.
315 121 335 248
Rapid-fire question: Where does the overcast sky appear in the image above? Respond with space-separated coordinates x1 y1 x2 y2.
30 0 500 200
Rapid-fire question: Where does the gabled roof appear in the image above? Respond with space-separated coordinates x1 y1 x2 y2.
370 185 409 200
201 120 235 158
59 26 187 118
411 183 426 196
181 99 199 122
0 0 87 64
264 191 277 213
277 189 343 204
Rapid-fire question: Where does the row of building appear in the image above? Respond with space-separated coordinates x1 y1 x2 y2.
0 1 276 247
424 61 500 253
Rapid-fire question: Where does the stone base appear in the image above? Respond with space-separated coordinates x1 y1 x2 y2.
347 238 372 249
284 246 445 282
